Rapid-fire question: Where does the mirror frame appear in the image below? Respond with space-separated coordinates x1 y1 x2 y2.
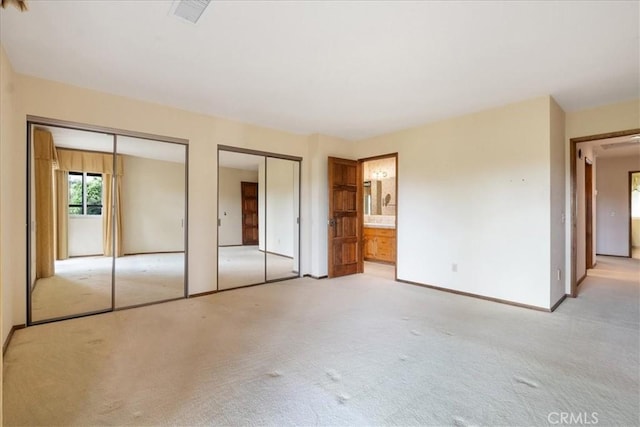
26 116 189 326
217 145 302 291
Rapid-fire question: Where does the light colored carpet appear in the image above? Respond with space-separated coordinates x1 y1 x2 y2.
364 261 395 280
31 253 185 321
4 256 638 425
218 246 297 290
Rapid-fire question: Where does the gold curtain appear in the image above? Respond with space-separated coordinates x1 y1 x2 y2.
56 148 124 257
56 148 122 175
55 170 69 260
34 128 58 279
102 173 124 257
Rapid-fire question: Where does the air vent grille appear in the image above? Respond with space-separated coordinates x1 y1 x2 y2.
172 0 211 24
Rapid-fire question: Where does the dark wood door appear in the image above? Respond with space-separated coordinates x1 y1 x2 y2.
585 162 593 269
241 182 259 245
328 157 362 277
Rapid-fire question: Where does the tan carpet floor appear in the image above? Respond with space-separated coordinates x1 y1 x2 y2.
3 256 638 425
31 253 185 321
218 246 298 290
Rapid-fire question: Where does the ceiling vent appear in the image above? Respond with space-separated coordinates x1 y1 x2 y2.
171 0 211 24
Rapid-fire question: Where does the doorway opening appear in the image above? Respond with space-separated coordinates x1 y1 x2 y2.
361 154 398 280
585 159 594 270
630 171 640 259
570 128 640 297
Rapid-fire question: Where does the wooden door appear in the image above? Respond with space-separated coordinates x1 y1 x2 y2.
585 162 593 269
241 182 259 245
328 157 362 277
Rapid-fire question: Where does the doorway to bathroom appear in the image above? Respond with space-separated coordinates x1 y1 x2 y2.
361 153 397 280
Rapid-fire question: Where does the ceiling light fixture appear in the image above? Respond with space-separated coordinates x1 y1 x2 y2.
371 170 387 180
170 0 211 24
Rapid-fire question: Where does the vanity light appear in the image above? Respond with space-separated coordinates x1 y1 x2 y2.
371 170 387 180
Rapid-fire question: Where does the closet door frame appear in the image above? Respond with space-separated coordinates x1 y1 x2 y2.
216 145 302 291
25 115 189 326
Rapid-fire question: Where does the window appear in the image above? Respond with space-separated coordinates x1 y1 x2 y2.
68 172 103 215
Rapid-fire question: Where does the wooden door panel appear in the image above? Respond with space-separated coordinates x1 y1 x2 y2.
328 157 362 278
241 181 259 245
331 216 356 238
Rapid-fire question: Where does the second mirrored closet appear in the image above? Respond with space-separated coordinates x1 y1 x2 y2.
28 120 188 324
217 146 301 290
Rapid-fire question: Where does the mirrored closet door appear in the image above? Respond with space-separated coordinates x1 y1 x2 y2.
27 120 188 325
217 147 301 290
114 137 187 308
29 126 115 322
266 157 300 281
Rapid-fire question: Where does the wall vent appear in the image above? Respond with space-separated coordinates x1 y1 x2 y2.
171 0 211 24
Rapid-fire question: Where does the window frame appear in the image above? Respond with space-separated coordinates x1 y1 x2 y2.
68 171 103 216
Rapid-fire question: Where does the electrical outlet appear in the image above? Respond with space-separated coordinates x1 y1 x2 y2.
452 263 458 272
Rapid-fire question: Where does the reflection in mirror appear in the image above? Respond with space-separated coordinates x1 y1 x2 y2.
30 126 114 322
266 158 300 281
218 151 265 290
114 137 186 308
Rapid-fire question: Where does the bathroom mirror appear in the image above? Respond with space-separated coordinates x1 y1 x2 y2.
114 137 187 308
363 180 382 215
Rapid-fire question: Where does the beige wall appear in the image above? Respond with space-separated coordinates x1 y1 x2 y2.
565 99 640 289
1 56 313 333
0 45 18 415
354 97 554 309
1 46 21 350
68 216 102 256
218 167 259 246
549 97 566 307
122 155 186 254
596 155 640 256
3 41 640 333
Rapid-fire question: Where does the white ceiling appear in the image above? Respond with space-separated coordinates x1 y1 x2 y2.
218 150 262 171
39 125 186 163
3 1 639 140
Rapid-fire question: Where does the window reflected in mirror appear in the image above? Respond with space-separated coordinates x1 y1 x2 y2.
28 124 188 324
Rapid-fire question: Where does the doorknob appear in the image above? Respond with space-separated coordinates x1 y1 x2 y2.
328 218 336 227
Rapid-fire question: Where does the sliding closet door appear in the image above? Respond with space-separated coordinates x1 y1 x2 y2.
114 137 187 308
266 158 300 281
217 150 266 290
30 125 115 323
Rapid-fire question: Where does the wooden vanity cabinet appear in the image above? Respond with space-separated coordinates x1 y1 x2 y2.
363 227 396 264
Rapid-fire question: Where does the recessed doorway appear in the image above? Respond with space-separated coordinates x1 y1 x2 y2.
361 153 398 280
